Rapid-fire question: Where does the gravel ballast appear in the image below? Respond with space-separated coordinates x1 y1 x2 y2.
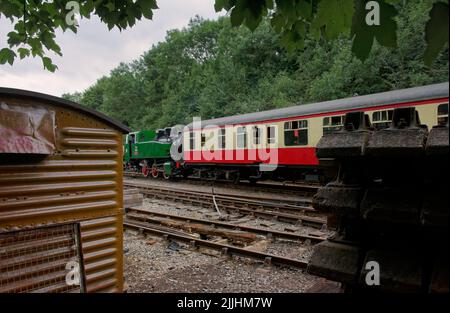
124 231 321 293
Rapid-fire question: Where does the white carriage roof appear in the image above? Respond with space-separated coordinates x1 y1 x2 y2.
189 82 449 128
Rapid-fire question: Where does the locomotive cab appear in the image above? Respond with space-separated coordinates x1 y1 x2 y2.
123 129 174 178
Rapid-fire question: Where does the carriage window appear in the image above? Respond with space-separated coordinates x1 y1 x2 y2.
284 120 308 146
237 127 247 149
438 103 449 126
253 126 261 145
323 116 344 134
267 126 276 144
189 132 195 150
218 128 226 149
372 110 394 129
201 133 206 147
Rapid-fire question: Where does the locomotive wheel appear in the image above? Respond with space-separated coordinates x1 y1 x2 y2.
163 171 171 180
151 164 159 178
141 165 150 177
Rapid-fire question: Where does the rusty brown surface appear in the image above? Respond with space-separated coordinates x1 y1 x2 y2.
80 215 123 293
0 92 125 293
0 102 56 154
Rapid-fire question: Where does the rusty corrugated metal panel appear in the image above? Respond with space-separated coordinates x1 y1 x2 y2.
80 215 123 293
0 95 125 293
0 125 122 230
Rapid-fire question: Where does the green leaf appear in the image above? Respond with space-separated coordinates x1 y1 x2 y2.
274 0 297 30
351 27 373 61
271 13 287 33
42 57 57 72
7 31 25 46
42 2 57 16
214 0 235 12
41 31 60 53
265 0 274 10
280 20 306 53
297 0 312 20
230 6 245 26
312 0 354 40
0 1 22 19
18 48 30 59
373 2 398 48
0 48 16 65
229 0 268 31
424 1 449 66
13 20 26 34
105 2 115 12
142 10 153 19
29 37 44 57
80 0 95 18
138 0 158 11
351 0 398 62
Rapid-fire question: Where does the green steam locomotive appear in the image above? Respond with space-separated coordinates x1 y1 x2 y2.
123 128 179 179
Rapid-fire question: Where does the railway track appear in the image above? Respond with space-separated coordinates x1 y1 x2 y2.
124 181 327 228
123 171 320 197
125 179 313 208
126 207 327 244
124 218 309 270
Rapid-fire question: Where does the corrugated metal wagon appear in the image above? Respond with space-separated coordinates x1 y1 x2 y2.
0 88 130 293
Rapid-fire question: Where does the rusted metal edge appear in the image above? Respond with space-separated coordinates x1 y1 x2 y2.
0 87 131 134
124 219 308 269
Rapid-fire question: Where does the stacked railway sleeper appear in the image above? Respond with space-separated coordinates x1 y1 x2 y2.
307 108 449 293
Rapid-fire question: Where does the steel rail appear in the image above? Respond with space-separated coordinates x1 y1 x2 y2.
124 218 309 269
132 187 314 213
124 180 319 214
123 171 319 196
124 183 326 228
124 179 314 208
126 207 327 243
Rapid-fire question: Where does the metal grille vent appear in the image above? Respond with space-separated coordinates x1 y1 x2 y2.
0 223 85 293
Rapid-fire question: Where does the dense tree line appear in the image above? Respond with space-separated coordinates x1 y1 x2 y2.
63 0 449 130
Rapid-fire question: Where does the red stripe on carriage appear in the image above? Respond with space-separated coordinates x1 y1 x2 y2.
183 147 318 166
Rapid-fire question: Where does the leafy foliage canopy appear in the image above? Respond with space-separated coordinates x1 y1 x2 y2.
62 1 449 130
0 0 448 70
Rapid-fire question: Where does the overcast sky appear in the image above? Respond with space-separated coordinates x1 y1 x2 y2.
0 0 223 97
